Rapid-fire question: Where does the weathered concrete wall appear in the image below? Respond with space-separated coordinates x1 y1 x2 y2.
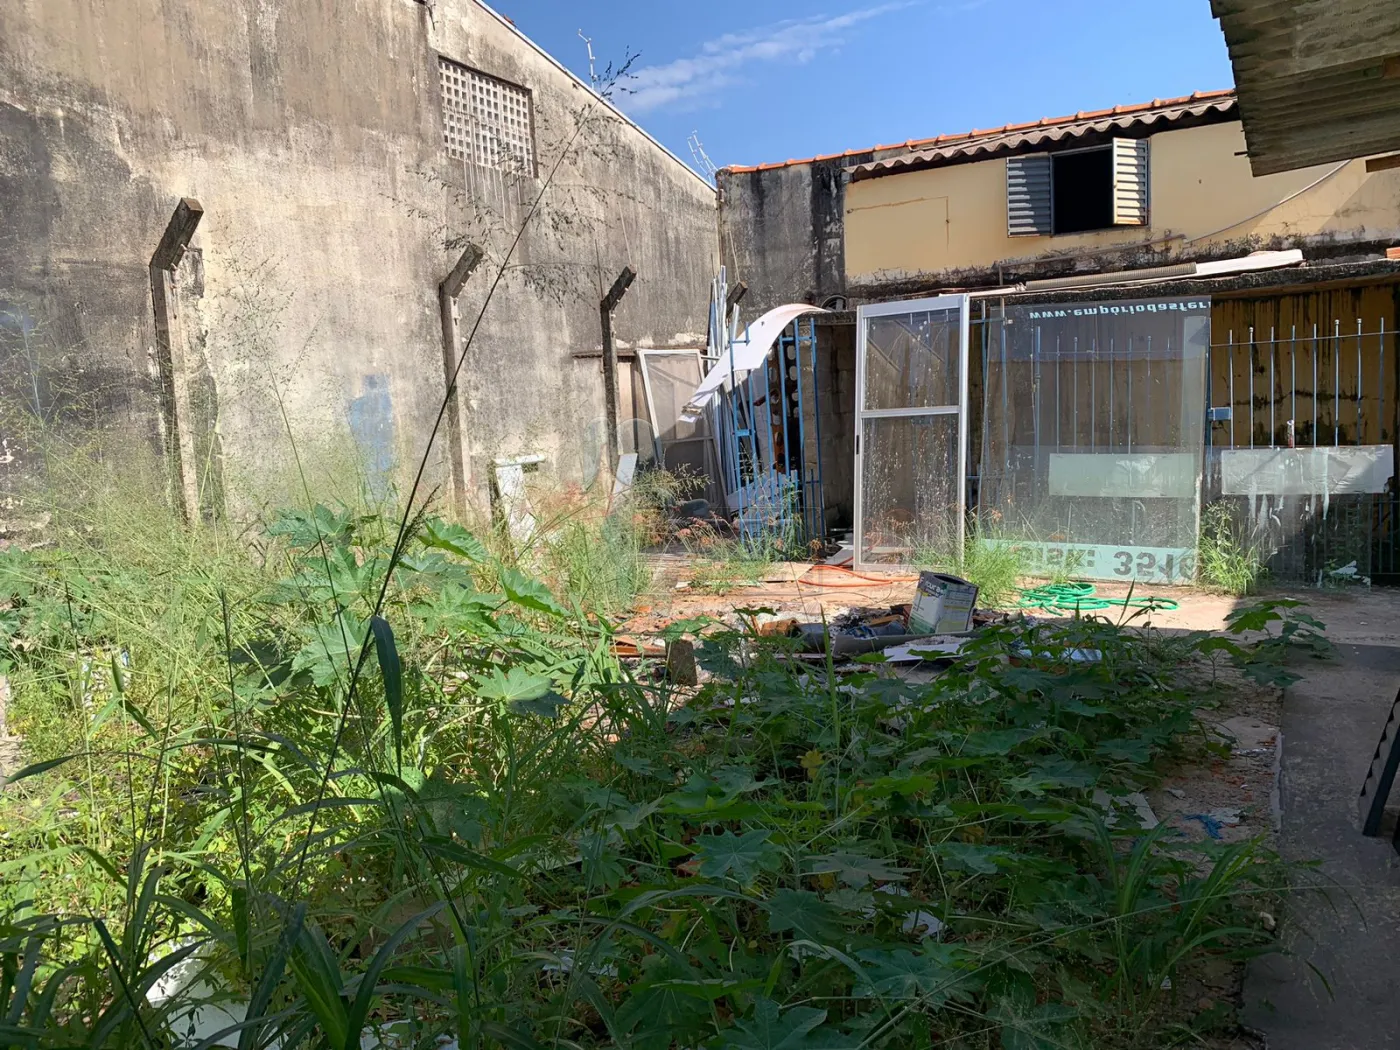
0 0 717 511
718 155 868 316
814 321 856 532
844 120 1400 294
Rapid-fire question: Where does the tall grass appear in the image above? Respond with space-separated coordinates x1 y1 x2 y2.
678 483 807 594
913 531 1030 608
1197 502 1266 596
0 505 1314 1047
468 470 678 618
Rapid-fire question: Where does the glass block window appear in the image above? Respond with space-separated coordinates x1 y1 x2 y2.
438 56 536 174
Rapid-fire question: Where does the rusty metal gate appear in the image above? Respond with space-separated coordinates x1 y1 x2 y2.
1205 319 1400 582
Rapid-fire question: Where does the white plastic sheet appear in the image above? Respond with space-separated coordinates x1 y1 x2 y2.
680 304 827 422
1048 452 1199 499
1220 446 1394 496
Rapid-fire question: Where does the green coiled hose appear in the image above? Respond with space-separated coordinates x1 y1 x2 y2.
1017 582 1179 613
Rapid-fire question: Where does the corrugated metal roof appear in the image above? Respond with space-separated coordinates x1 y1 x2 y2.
720 90 1237 178
847 92 1237 180
1211 0 1400 175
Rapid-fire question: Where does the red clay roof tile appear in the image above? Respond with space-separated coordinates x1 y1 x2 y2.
718 89 1236 175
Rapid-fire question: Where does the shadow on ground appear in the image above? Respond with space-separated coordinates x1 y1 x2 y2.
1242 634 1400 1050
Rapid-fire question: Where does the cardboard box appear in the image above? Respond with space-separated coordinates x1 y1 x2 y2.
908 572 979 635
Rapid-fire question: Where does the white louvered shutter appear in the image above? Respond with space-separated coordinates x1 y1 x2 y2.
1006 154 1053 236
1112 138 1150 226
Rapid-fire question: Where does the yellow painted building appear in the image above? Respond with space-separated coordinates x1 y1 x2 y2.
842 108 1400 288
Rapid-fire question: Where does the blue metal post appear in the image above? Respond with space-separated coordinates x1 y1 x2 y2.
805 319 826 540
778 328 793 477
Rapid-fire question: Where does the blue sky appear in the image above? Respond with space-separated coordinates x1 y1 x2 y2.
496 0 1236 172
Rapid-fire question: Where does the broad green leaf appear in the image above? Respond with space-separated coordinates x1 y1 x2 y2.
824 888 875 915
510 692 571 719
579 830 626 890
369 616 403 770
291 616 367 687
1004 758 1099 796
413 584 500 636
476 666 552 703
857 770 941 801
267 504 356 550
614 956 712 1050
1236 660 1302 688
851 946 975 1006
999 667 1064 694
1225 599 1294 634
958 728 1043 756
803 851 908 887
499 567 567 618
612 750 663 779
421 520 489 563
716 999 851 1050
937 842 1011 875
663 767 768 815
765 889 845 944
1095 737 1154 764
693 829 781 885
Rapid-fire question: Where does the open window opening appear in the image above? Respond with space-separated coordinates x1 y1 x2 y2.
1006 138 1149 237
1052 147 1114 234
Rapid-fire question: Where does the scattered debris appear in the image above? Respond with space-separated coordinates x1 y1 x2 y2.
612 638 666 659
492 454 545 545
881 638 969 663
666 639 698 686
756 616 800 637
1092 789 1159 829
1214 715 1279 753
1182 808 1242 840
822 543 854 567
1183 813 1225 839
908 572 979 635
611 452 638 499
1011 644 1103 665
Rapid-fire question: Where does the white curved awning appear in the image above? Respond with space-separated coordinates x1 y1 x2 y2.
680 304 828 422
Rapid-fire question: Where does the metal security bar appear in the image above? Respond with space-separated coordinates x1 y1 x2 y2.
1205 323 1400 582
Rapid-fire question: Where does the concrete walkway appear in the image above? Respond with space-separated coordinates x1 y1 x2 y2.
1243 633 1400 1049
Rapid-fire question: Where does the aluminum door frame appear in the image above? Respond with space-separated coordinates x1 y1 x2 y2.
853 294 971 571
637 348 724 506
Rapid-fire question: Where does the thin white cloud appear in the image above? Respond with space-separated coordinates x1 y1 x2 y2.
622 3 914 114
